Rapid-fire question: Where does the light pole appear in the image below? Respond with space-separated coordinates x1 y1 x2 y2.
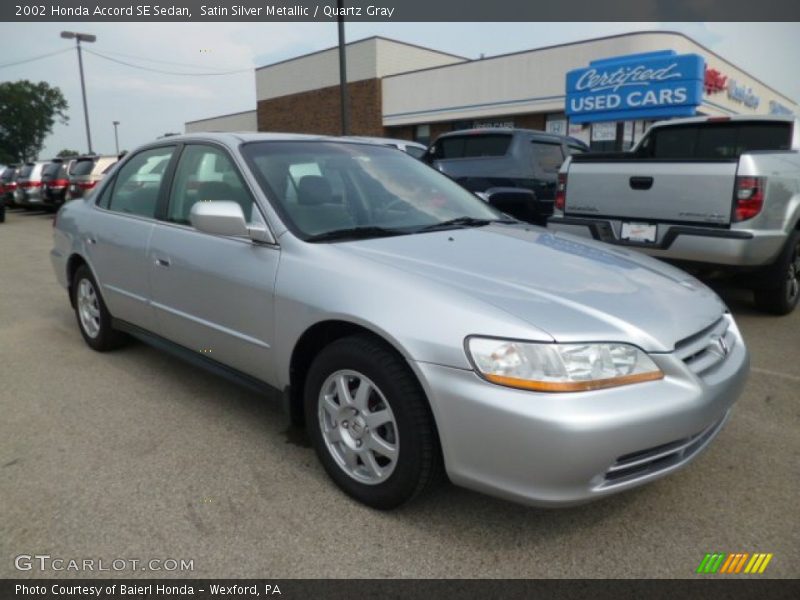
336 0 349 135
61 31 96 154
113 121 120 154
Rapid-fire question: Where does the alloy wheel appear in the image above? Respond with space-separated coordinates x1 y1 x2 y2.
77 278 101 338
317 369 399 485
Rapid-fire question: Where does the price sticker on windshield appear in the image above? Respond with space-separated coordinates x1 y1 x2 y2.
621 222 657 243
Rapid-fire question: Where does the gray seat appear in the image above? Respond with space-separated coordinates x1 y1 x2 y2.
289 175 354 235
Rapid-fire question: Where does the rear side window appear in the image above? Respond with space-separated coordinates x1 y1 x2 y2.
435 134 512 159
531 141 565 174
107 147 175 218
70 159 96 176
643 122 792 159
19 165 33 178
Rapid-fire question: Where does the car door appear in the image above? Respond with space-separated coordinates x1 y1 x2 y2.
147 143 280 382
87 145 177 331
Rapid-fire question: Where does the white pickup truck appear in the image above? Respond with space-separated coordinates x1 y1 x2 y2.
549 116 800 314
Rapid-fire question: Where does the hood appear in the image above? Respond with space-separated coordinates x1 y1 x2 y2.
341 225 725 352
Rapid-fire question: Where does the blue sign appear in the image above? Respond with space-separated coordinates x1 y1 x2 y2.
566 50 705 124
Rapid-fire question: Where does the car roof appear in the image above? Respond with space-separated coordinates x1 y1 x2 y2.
650 115 798 128
344 135 427 149
166 132 357 144
433 127 587 146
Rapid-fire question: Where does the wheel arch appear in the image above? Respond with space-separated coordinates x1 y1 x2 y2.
287 320 432 430
66 253 89 307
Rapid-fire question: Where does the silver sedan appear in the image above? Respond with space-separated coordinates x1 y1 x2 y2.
51 133 749 509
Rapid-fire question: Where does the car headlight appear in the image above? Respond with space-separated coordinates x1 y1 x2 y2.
466 337 663 392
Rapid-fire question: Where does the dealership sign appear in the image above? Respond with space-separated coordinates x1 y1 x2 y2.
566 50 704 123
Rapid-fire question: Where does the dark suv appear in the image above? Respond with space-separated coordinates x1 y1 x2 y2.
42 159 75 209
423 128 588 225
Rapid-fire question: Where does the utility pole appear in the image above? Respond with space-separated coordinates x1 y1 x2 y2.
113 121 120 154
336 0 350 135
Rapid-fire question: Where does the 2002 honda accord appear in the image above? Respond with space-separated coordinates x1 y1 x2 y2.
51 133 749 509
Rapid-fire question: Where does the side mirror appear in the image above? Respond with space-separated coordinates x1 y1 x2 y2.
483 187 537 223
189 200 274 244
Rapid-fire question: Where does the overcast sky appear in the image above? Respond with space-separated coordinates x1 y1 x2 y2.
0 22 797 158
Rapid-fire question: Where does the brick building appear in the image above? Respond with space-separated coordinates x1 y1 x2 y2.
185 31 797 149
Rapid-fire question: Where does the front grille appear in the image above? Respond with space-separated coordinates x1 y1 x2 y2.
674 315 736 377
601 415 727 486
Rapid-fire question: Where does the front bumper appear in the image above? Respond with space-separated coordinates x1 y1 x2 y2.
548 216 784 267
414 318 749 507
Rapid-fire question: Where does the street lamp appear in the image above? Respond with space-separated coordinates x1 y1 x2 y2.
336 0 349 135
61 31 97 154
113 121 120 154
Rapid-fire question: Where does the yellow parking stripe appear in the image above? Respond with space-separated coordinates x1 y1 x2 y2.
744 554 760 573
758 554 773 574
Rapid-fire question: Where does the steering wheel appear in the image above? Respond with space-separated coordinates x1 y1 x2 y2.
382 197 412 212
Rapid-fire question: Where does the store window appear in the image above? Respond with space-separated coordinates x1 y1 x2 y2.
415 124 431 145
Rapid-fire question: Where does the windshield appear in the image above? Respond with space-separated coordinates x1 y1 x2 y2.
242 141 504 239
70 159 96 176
42 162 62 178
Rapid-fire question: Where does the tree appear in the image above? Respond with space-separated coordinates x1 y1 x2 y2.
57 148 80 158
0 80 69 164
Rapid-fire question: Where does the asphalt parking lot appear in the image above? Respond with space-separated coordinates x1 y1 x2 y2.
0 208 798 579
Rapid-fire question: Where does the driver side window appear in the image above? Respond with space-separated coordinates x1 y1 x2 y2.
167 145 257 226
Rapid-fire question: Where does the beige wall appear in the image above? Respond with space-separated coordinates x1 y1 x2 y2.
255 37 464 102
185 110 257 133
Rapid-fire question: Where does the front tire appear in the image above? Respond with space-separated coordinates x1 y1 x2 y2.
304 335 442 509
71 264 128 351
753 230 800 315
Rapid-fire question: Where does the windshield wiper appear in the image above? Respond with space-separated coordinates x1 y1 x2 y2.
305 226 406 243
413 216 518 233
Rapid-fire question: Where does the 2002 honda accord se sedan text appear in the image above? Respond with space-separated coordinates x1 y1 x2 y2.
51 133 750 509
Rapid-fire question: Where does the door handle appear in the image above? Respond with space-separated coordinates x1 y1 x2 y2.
629 176 654 190
154 257 171 267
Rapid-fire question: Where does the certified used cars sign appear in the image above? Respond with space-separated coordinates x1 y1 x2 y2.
566 50 705 123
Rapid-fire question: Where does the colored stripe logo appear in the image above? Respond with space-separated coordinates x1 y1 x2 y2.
696 553 773 574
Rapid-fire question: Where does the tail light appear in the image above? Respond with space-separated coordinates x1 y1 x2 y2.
733 176 766 222
78 181 97 190
0 184 5 194
51 179 69 189
22 181 42 188
555 173 567 211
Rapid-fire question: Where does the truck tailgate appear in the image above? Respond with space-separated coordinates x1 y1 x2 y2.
565 161 738 226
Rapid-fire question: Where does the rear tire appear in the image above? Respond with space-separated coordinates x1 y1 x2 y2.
71 264 128 351
304 335 443 509
753 230 800 316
